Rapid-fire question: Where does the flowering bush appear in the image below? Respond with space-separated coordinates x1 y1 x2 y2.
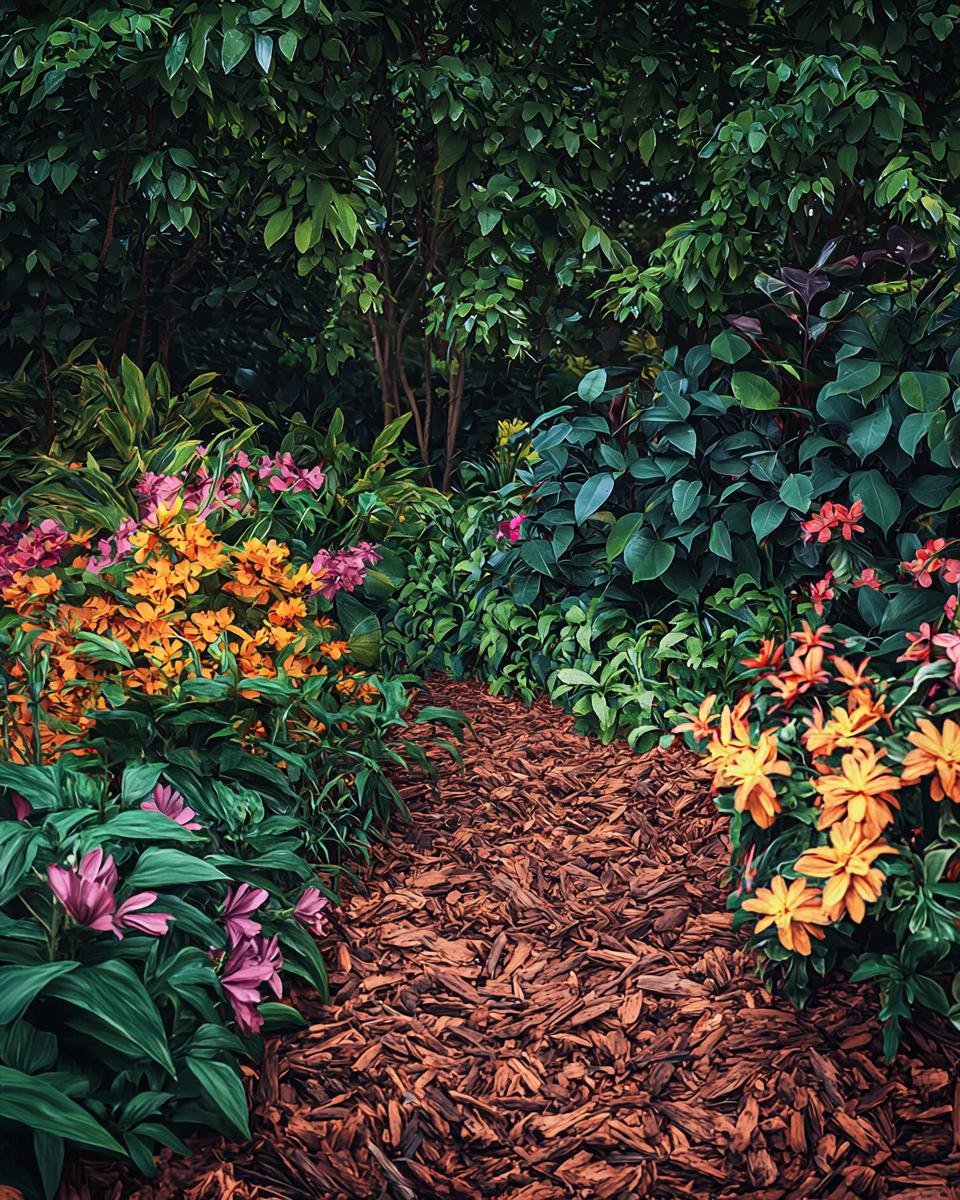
677 614 960 1059
0 443 459 1195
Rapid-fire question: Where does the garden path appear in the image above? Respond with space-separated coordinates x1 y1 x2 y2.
79 681 960 1200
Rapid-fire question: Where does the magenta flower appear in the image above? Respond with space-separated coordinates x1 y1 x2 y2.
496 514 527 542
222 882 268 945
0 518 69 586
220 933 284 1034
114 893 172 937
257 452 326 495
47 864 117 933
309 542 380 601
47 848 170 939
85 516 138 575
294 887 330 937
140 782 202 831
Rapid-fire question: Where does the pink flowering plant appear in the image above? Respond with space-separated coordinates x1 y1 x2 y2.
0 756 342 1185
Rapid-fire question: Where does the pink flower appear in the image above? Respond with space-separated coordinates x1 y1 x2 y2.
85 517 138 575
496 514 527 543
257 453 326 495
47 864 117 933
220 934 284 1034
114 893 173 937
230 450 251 470
294 887 330 937
901 538 949 588
946 595 959 621
10 792 30 821
223 882 268 945
810 570 835 616
47 848 170 940
899 622 934 664
309 543 381 601
934 632 960 690
943 560 960 584
140 782 202 831
800 500 864 545
0 518 70 586
853 567 882 591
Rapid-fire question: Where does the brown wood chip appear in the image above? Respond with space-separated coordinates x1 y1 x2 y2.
70 681 960 1200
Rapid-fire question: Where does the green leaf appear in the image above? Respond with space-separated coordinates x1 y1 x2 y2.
900 371 951 411
253 33 273 74
121 762 164 805
93 811 202 844
127 847 227 889
278 30 298 61
187 1057 250 1139
519 539 556 576
577 368 607 402
623 533 676 581
671 479 703 523
556 668 599 687
848 407 892 460
164 32 189 78
0 1067 124 1155
779 474 814 512
710 331 750 364
751 500 788 542
606 512 644 560
899 411 933 457
0 963 77 1026
50 962 175 1075
731 372 779 410
850 469 901 534
264 207 293 249
708 520 733 560
574 473 615 523
221 28 251 74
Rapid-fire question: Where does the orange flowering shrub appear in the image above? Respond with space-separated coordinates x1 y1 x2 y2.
0 499 382 767
676 619 960 1056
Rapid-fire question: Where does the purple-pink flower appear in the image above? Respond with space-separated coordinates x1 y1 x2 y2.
47 848 170 940
294 887 330 937
10 792 30 821
85 516 138 575
496 514 527 542
0 518 69 586
222 882 268 945
309 542 380 601
140 782 203 831
220 933 284 1034
257 452 326 495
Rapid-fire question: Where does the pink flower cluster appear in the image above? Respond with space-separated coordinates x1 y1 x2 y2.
496 514 527 543
85 516 138 575
900 538 960 589
309 542 381 600
257 452 326 494
800 500 864 545
47 848 171 940
217 882 330 1033
0 518 69 586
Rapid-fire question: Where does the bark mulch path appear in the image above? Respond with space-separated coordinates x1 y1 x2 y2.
75 680 960 1200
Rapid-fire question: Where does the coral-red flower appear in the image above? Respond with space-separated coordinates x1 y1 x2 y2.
810 571 835 616
901 538 949 588
853 568 882 591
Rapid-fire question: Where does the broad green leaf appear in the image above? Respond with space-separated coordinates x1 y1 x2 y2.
519 539 556 576
848 407 892 460
187 1057 250 1139
0 1067 124 1155
127 847 227 889
49 962 174 1075
850 469 901 534
671 479 702 523
0 963 77 1026
779 474 814 512
710 331 750 364
263 208 293 249
574 473 615 523
900 371 951 411
221 28 251 74
577 368 607 402
555 668 599 687
898 411 932 457
708 520 733 560
731 371 779 410
751 500 788 541
623 533 676 581
606 513 645 560
93 811 202 844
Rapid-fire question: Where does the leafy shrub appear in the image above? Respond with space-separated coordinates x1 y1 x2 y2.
500 232 960 627
0 425 457 1196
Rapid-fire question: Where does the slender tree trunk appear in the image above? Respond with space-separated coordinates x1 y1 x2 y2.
441 351 465 492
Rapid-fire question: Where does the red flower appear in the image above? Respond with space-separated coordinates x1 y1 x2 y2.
853 567 882 591
810 570 835 616
791 620 835 650
800 500 865 545
901 538 949 588
740 639 785 671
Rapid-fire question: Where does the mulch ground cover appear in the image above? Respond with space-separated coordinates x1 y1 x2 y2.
70 680 960 1200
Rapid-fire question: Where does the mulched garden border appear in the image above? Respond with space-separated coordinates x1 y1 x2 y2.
69 680 960 1200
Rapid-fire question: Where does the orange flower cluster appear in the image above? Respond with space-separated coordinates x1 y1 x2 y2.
0 511 378 764
675 622 960 956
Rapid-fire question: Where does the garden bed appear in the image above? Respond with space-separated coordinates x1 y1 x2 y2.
71 681 960 1200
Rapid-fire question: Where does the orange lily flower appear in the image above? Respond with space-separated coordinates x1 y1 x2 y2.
714 732 791 829
813 746 901 835
742 875 828 955
901 718 960 802
674 694 718 741
794 819 897 923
